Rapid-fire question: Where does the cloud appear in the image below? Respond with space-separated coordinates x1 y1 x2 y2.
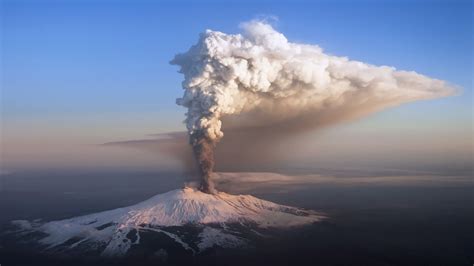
171 20 455 143
169 20 456 192
213 172 473 194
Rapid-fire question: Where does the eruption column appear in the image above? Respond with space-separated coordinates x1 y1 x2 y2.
171 20 455 194
190 131 217 194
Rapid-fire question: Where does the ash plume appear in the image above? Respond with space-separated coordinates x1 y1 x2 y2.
171 20 455 194
190 130 216 194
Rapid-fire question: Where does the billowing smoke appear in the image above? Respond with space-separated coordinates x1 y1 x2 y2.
189 130 216 193
171 20 455 194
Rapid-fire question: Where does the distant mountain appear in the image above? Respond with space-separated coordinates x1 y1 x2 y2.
10 187 324 257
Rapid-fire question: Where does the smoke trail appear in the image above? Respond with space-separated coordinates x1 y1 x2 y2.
171 20 455 193
190 130 216 194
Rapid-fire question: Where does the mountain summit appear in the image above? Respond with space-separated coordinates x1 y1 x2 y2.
11 187 324 256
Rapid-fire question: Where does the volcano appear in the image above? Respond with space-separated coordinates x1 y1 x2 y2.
10 187 324 257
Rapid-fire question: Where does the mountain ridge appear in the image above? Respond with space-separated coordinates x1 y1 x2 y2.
11 187 325 256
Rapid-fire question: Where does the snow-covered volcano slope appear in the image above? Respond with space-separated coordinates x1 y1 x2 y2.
11 187 324 256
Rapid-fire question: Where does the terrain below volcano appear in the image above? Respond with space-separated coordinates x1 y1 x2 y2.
10 187 324 256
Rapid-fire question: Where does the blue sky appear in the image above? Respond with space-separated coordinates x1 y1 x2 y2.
1 0 472 171
2 0 472 116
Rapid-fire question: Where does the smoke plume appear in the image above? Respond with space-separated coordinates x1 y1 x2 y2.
171 20 455 194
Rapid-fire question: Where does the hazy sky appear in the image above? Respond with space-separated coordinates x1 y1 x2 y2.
1 0 472 173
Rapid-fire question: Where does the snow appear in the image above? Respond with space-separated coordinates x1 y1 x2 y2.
197 227 246 251
12 187 324 256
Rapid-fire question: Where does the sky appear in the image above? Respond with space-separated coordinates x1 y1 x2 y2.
1 0 472 173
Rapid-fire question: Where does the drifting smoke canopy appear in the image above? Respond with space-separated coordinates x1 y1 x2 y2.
171 20 455 194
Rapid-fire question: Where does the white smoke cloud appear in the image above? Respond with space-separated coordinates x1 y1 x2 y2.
171 20 455 142
170 20 456 193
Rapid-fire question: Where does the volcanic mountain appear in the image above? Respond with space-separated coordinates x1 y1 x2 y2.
10 187 324 257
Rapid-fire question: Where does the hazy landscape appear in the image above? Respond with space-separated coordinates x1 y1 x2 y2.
1 1 472 265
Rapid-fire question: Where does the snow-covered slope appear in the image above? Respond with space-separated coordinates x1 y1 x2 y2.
11 187 324 256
